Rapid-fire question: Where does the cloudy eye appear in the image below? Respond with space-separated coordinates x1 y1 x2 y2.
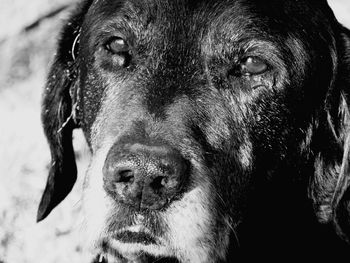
105 37 129 54
240 56 268 76
104 37 131 67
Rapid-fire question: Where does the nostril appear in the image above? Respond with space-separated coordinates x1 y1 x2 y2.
150 176 167 191
116 169 134 183
150 175 179 191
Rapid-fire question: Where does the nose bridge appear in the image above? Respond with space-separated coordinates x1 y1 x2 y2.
145 66 199 119
144 37 200 118
130 142 171 154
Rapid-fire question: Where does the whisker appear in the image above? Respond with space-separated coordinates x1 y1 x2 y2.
151 255 167 263
223 216 240 248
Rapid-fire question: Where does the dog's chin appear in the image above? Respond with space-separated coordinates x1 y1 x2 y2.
93 226 178 263
94 252 179 263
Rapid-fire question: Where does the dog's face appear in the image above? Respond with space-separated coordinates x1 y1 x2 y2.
38 0 350 262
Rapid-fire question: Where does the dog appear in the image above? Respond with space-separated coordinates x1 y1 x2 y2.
37 0 350 261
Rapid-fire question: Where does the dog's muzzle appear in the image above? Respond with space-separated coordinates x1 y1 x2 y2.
102 141 189 211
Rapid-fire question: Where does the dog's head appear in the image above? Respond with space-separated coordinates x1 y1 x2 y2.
38 0 350 261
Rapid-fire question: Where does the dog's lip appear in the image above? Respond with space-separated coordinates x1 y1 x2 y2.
94 227 163 262
113 230 158 245
112 225 159 245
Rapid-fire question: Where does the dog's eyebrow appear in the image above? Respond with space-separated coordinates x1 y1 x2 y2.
203 36 284 65
85 0 147 43
88 19 136 48
96 23 129 38
241 40 284 65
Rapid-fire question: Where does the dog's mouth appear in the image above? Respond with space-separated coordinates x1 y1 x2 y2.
113 230 158 245
92 225 173 263
111 223 162 245
93 254 180 263
93 236 180 263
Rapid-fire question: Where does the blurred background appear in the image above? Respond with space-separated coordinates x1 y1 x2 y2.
0 0 349 262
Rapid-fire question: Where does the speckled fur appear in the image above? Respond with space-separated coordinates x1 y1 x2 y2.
38 0 350 261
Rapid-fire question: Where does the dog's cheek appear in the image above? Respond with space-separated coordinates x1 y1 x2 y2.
162 179 227 263
200 89 255 168
238 139 253 170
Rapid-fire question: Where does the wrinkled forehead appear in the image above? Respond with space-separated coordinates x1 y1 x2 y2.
82 0 292 43
81 0 334 52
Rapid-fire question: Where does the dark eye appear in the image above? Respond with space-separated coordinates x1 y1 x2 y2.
240 57 268 76
104 37 131 67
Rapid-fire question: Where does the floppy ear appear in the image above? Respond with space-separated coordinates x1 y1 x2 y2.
37 0 93 222
331 26 350 242
309 25 350 242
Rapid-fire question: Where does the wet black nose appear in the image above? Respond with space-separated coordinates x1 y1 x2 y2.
103 142 188 210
